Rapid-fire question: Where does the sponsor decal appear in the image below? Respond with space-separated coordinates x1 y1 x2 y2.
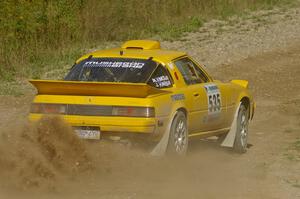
152 75 171 88
171 94 185 101
204 84 221 115
83 61 145 69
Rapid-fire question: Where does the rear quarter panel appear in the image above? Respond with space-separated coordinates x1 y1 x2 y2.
148 89 189 136
226 83 255 125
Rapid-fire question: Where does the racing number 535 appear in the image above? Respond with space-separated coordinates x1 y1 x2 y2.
208 93 221 112
204 84 222 114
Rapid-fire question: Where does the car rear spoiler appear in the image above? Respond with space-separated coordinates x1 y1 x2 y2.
29 80 171 98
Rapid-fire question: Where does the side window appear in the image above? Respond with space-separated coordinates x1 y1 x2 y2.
147 65 173 89
193 63 209 83
174 57 208 85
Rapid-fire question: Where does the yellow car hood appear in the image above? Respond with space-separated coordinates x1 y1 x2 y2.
29 80 170 98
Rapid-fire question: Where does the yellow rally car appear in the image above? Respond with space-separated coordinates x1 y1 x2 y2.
29 40 255 155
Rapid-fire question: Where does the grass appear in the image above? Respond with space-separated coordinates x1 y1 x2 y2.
293 184 300 188
0 0 298 90
284 138 300 162
294 140 300 150
284 127 294 133
0 82 24 96
284 179 300 189
153 17 204 41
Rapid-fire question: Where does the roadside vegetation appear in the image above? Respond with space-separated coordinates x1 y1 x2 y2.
0 0 297 93
284 138 300 162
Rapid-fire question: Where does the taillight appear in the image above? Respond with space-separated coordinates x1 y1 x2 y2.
31 103 66 114
30 103 155 117
112 106 155 117
30 103 42 113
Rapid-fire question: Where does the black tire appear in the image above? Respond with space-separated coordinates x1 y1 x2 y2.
167 111 188 155
233 104 250 153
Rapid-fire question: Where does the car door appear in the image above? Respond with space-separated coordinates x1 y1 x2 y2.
174 57 227 132
191 59 229 130
173 57 209 133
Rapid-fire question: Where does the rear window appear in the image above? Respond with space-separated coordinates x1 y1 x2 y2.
65 57 158 83
147 65 173 88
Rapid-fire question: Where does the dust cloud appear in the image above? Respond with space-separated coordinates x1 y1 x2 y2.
0 115 236 199
0 116 92 191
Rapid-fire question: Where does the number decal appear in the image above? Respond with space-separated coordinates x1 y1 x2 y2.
204 84 222 115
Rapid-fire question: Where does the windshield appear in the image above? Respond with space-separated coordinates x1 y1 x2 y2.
65 57 158 83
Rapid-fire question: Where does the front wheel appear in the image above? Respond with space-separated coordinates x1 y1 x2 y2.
167 112 188 155
234 104 249 153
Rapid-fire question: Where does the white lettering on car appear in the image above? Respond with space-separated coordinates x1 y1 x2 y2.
83 61 145 69
152 75 171 88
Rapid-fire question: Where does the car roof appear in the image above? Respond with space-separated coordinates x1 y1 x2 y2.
76 40 186 64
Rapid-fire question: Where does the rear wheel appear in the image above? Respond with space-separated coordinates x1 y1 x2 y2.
167 112 188 155
234 104 249 153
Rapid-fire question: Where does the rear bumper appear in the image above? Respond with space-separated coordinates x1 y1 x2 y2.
29 114 165 134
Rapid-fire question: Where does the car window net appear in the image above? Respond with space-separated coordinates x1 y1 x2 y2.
64 58 158 83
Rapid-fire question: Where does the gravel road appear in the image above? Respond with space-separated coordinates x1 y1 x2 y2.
0 3 300 199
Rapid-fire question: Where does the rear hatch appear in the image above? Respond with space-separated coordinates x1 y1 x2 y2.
29 56 173 133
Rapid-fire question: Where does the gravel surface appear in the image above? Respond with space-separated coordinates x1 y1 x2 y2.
162 4 300 69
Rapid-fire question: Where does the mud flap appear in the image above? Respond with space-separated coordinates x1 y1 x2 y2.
150 113 176 156
221 102 241 148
